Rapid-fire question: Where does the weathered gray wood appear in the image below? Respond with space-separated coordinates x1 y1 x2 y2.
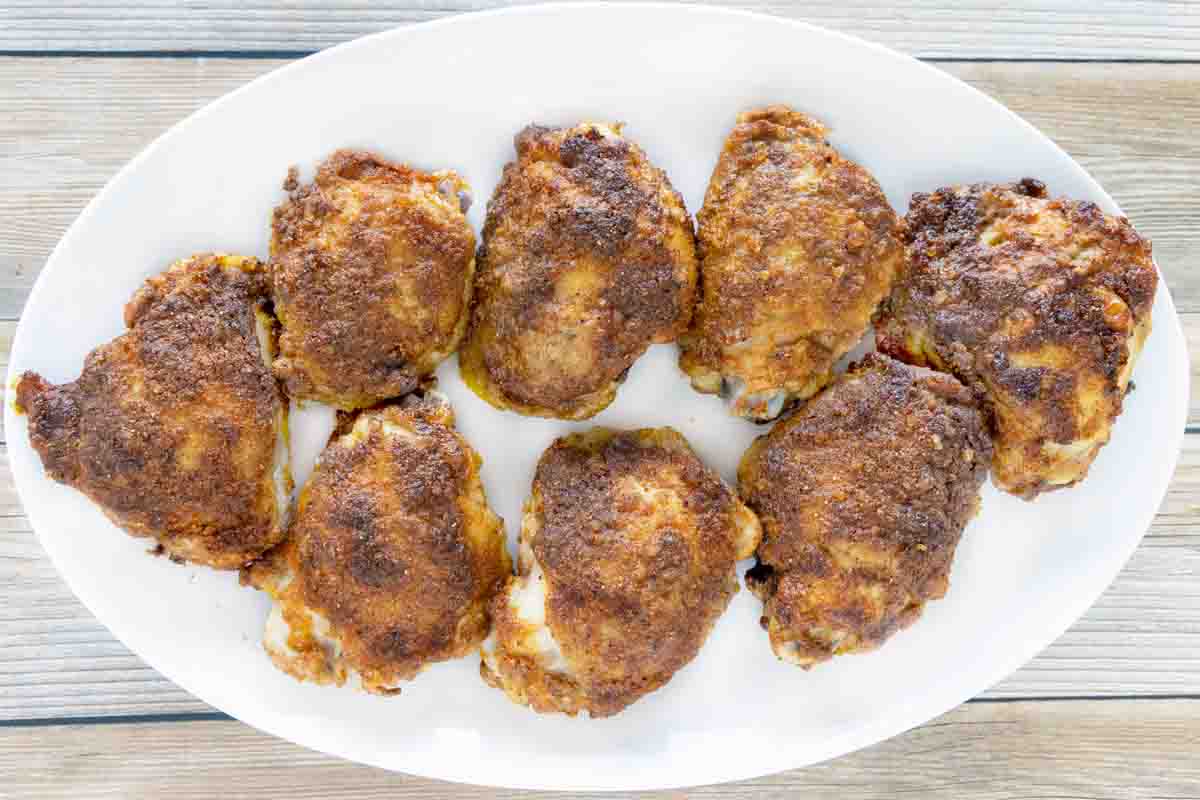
1 59 1196 323
1 1 1198 61
4 699 1199 798
1 432 1197 721
0 57 279 319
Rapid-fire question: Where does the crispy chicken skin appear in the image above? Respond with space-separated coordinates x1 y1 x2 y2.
270 149 476 410
680 106 905 420
480 427 761 717
739 354 991 668
242 392 510 694
874 179 1157 499
459 123 699 419
15 254 290 569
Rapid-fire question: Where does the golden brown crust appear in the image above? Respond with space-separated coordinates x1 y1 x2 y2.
270 149 476 410
15 254 289 569
242 392 511 693
738 353 991 667
874 179 1158 498
481 427 761 717
460 123 698 419
680 106 905 419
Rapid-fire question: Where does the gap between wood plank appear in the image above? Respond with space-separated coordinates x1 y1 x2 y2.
0 711 232 728
0 49 317 59
4 694 1199 730
3 51 1198 64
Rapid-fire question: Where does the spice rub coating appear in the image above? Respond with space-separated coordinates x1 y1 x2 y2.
460 123 698 419
481 427 761 717
874 179 1157 498
680 106 905 420
739 353 991 668
271 149 476 410
15 254 290 569
242 392 511 694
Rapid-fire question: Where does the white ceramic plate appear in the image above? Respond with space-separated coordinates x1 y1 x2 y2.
7 4 1189 791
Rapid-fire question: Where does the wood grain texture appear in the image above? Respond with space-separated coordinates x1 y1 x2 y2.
1 0 1198 61
1 59 1197 323
1 432 1197 720
5 700 1200 798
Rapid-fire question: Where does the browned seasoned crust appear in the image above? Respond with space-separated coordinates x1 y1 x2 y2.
15 254 289 569
680 106 905 420
738 353 991 668
241 392 511 693
480 427 761 717
270 149 476 410
459 123 699 419
874 179 1157 499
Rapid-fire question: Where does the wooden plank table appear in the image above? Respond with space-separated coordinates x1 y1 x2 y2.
1 4 1197 796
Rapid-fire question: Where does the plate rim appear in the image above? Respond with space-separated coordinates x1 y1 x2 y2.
5 2 1190 790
